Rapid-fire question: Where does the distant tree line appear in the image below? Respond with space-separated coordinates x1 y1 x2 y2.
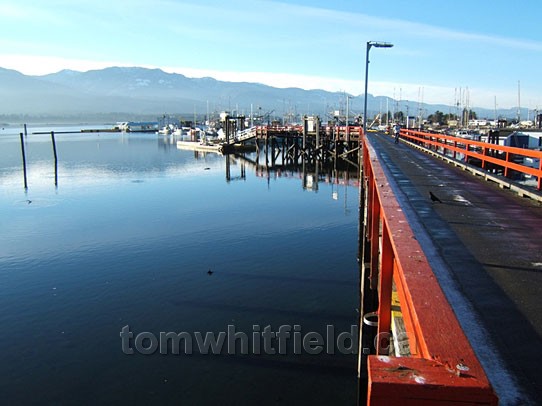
427 109 478 126
377 108 478 126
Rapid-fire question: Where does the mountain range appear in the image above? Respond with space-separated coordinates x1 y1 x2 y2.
0 66 523 123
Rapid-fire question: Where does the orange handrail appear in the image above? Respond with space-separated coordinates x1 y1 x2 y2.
400 129 542 190
360 133 498 405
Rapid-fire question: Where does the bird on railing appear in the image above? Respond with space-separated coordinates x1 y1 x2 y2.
429 191 442 203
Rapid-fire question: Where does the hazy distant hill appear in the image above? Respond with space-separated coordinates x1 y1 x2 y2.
0 66 520 122
36 67 343 118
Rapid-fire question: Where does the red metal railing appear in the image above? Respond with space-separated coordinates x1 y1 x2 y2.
400 129 542 190
252 125 362 141
360 133 498 405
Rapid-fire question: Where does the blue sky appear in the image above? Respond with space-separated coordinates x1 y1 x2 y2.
1 0 541 110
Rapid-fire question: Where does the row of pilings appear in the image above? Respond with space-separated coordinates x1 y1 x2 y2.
253 117 362 168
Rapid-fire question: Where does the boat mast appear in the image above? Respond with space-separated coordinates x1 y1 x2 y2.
494 96 497 124
517 80 521 123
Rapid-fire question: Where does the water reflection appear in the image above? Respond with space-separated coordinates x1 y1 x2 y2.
0 128 360 405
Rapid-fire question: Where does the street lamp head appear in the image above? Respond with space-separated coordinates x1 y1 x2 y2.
363 41 393 133
368 41 393 48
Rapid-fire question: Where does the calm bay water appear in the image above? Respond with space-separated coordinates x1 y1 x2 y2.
0 126 360 405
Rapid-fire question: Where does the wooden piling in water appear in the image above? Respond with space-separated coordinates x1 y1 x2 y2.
51 131 58 161
20 133 28 189
51 131 58 186
315 116 320 151
302 118 307 151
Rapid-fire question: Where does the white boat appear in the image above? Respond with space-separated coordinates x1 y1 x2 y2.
157 124 176 135
455 129 481 141
117 121 159 133
176 140 223 153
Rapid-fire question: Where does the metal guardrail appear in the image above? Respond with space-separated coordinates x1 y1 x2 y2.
359 132 498 405
400 129 542 190
224 127 258 145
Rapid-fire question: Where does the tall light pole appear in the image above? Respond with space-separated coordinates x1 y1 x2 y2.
346 94 352 141
363 41 393 132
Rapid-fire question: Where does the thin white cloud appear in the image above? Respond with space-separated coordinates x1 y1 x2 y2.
253 1 542 52
2 1 540 109
0 2 67 25
0 3 27 18
274 2 542 54
401 22 542 52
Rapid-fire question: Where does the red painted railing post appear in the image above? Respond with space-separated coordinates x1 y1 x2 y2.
377 222 393 355
504 151 510 178
369 184 380 289
453 140 457 159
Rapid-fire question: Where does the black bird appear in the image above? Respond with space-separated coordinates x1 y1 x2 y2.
207 269 214 275
429 191 442 203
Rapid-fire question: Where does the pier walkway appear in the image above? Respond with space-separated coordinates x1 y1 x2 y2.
361 131 542 404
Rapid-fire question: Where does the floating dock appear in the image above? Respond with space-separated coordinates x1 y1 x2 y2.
176 141 222 152
176 141 256 154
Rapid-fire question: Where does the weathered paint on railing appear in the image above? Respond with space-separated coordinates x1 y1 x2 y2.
360 132 498 405
400 129 542 190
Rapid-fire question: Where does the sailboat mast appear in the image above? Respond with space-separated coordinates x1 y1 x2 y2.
517 80 521 123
